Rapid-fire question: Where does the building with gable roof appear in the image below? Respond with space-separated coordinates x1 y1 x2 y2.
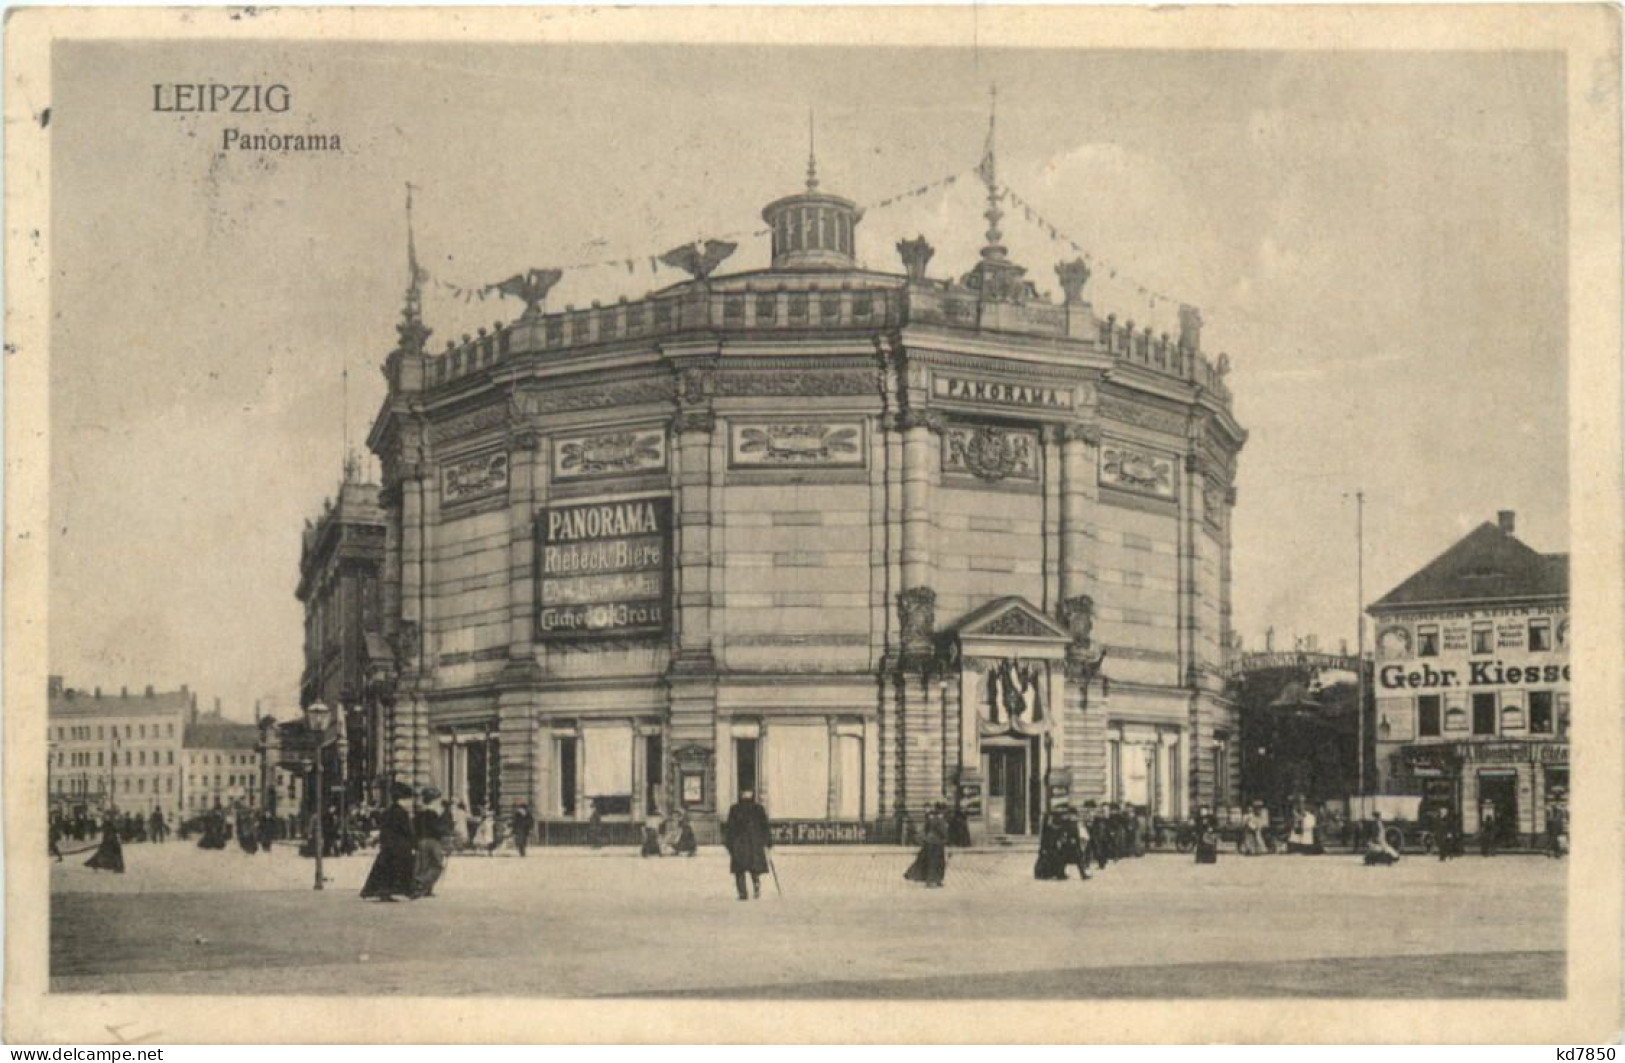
1368 510 1569 845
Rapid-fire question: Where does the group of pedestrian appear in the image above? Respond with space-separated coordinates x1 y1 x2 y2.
640 808 699 858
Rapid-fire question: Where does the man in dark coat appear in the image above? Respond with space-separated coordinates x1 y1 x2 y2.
511 802 534 857
362 783 418 902
723 789 772 900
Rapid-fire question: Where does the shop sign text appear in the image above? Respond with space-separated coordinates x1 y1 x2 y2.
933 373 1074 411
1378 661 1571 690
769 820 871 844
536 498 671 640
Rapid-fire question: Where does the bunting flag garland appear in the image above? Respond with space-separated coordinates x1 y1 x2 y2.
418 163 981 303
1000 178 1190 318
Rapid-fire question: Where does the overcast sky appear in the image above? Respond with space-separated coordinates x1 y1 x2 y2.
49 42 1567 718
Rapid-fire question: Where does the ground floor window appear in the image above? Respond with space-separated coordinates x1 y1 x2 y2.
765 725 829 819
437 731 500 814
554 737 577 818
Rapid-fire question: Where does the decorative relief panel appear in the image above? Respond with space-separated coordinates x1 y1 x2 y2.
514 377 675 415
729 420 865 468
429 404 510 446
1098 396 1187 437
440 448 510 505
942 424 1040 482
1202 480 1228 531
1099 441 1176 499
551 427 667 482
715 370 879 398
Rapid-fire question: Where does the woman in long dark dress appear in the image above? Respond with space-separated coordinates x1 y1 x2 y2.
361 783 418 902
85 813 125 873
904 803 949 887
1193 806 1220 865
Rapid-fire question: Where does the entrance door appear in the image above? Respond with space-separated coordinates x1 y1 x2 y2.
986 747 1028 835
1479 772 1518 844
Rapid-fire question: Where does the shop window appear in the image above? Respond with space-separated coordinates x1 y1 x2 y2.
1417 626 1440 657
1556 694 1570 738
583 727 631 812
1211 739 1227 806
644 734 664 816
1107 739 1122 804
735 737 759 799
555 738 577 818
1471 623 1494 655
1472 693 1497 736
766 725 829 819
1529 618 1552 652
1419 695 1442 737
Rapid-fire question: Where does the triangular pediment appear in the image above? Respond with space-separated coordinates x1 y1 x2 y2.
948 596 1071 642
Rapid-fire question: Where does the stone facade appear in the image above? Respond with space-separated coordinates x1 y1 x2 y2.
363 164 1246 840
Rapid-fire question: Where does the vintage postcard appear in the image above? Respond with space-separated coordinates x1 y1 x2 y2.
4 4 1621 1045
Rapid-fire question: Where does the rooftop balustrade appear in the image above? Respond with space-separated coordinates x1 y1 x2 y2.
417 273 1232 407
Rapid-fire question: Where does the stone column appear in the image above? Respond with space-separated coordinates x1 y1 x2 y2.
898 409 941 595
667 360 720 827
496 429 544 814
1182 450 1207 812
1041 426 1062 613
1060 423 1101 605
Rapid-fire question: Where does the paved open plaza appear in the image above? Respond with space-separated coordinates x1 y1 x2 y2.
50 842 1564 998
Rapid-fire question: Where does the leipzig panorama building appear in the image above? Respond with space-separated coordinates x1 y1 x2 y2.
363 156 1247 843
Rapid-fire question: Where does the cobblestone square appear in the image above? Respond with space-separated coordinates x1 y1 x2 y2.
50 842 1565 998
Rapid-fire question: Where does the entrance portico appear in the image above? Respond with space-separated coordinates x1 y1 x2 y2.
943 597 1074 841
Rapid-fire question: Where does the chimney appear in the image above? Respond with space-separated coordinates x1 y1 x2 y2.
214 696 222 718
145 684 155 698
94 686 102 698
48 675 64 698
121 686 128 698
1497 510 1515 535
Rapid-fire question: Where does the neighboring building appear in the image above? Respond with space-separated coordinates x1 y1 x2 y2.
1368 510 1569 845
181 708 263 813
360 139 1246 842
46 676 190 816
283 454 392 816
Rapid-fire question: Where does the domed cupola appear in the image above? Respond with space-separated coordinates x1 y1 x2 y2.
761 118 863 271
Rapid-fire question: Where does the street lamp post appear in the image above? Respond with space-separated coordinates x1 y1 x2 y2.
305 701 333 891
